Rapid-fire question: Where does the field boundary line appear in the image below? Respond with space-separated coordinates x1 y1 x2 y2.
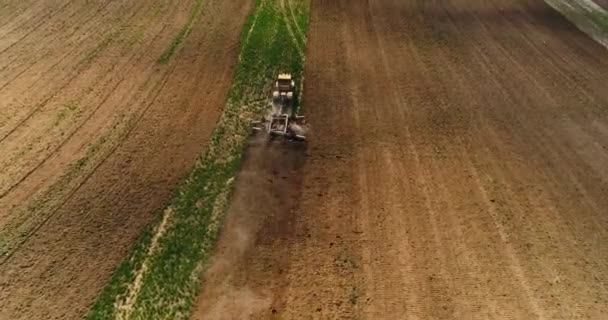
545 0 608 49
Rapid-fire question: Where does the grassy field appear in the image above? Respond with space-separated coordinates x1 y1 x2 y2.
86 0 309 319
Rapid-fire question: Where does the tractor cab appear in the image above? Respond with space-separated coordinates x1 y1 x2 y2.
252 73 306 141
277 74 294 91
272 73 295 103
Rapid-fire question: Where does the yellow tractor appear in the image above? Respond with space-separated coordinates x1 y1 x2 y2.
272 73 296 105
252 73 306 141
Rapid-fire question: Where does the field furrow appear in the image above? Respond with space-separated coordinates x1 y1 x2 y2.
0 0 251 319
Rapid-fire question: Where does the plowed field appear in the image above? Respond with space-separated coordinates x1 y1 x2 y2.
193 0 608 319
0 0 250 319
596 0 608 10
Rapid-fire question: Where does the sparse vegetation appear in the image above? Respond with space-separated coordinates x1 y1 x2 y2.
54 102 79 126
83 31 119 65
157 0 205 64
86 0 309 319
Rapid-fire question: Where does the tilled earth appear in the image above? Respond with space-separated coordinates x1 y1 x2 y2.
193 0 608 319
596 0 608 10
0 0 251 319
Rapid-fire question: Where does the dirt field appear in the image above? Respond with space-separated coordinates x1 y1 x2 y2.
595 0 608 10
0 0 251 319
192 0 608 319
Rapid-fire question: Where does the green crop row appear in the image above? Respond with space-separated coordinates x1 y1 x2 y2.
86 0 309 319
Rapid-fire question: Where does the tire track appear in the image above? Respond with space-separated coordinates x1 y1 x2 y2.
0 1 155 195
0 0 77 55
465 0 608 237
286 0 306 44
484 0 608 105
0 28 162 201
0 0 143 143
0 0 250 317
0 0 45 35
0 0 181 247
279 0 304 58
437 1 608 315
3 0 209 257
0 42 178 265
0 1 162 198
364 3 462 316
373 2 544 315
0 0 114 86
426 3 572 316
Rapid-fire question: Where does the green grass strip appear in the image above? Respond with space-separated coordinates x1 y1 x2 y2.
86 0 310 319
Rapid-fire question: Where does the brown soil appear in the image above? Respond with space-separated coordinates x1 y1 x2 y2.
0 0 251 319
595 0 608 10
192 0 608 319
191 136 307 320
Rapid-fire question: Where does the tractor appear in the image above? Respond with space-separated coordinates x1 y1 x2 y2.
272 73 296 105
252 73 307 141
